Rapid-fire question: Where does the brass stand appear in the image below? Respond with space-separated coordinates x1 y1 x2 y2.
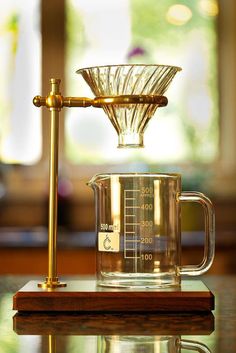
12 77 214 312
34 78 168 289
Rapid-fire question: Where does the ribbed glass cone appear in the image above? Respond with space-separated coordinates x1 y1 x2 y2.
77 64 181 148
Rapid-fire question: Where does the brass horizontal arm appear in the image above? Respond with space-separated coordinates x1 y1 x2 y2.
63 97 93 107
33 94 168 109
33 95 93 109
33 78 168 111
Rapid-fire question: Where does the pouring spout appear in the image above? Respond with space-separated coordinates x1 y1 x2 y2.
118 131 144 148
87 174 98 188
87 174 108 188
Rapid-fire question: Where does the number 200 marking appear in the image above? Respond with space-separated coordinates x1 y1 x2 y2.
141 237 153 244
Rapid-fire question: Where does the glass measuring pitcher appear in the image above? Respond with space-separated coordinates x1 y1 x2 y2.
88 173 215 288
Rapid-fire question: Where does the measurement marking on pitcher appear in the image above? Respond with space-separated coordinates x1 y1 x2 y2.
125 239 140 242
125 206 140 209
125 189 140 192
124 190 141 265
126 223 140 225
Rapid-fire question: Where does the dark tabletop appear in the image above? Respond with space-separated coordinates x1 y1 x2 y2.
0 275 235 353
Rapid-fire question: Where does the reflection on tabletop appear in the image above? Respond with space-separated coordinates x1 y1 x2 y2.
13 311 214 353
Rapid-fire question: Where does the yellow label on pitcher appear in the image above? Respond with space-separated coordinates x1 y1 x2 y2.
98 232 120 252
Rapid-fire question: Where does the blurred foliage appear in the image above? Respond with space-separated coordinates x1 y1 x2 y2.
66 4 85 57
129 0 218 162
0 12 19 156
6 13 19 54
65 0 219 167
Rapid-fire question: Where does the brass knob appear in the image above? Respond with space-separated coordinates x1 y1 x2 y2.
33 95 45 107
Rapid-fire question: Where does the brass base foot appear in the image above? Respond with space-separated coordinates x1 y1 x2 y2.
38 277 67 289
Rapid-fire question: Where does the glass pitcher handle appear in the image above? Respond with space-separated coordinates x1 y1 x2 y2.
180 339 212 352
178 192 215 276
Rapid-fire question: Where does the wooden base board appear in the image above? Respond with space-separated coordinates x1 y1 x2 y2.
13 279 214 312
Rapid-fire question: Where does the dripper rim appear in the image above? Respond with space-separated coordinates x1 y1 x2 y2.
76 63 182 74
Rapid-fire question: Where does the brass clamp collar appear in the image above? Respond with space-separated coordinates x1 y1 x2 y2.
92 95 168 107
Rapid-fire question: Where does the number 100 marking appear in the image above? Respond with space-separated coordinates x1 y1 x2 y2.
141 253 153 261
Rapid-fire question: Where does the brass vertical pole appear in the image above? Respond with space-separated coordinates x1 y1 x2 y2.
48 108 59 282
38 79 66 289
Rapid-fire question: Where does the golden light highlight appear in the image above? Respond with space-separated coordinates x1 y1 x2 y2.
111 176 121 232
166 4 192 26
199 0 219 17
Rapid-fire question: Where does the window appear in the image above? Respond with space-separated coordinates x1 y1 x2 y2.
0 0 41 165
65 0 219 165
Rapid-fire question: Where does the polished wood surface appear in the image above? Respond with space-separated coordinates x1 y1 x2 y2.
13 279 214 312
0 275 236 352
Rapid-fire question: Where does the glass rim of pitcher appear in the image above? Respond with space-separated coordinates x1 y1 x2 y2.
88 172 181 184
76 63 182 74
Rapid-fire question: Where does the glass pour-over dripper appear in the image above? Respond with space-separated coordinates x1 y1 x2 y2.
77 64 181 148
